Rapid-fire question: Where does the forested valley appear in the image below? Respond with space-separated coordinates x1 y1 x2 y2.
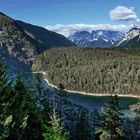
33 47 140 96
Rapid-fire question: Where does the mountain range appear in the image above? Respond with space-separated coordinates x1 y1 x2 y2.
68 30 124 48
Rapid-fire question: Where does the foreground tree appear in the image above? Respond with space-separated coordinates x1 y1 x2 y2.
75 109 91 140
90 109 101 140
58 83 68 125
100 94 125 140
129 102 140 140
0 63 44 140
0 60 69 140
43 107 68 140
0 60 13 139
8 77 43 140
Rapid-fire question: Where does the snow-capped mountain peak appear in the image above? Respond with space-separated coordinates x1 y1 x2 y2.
117 27 140 46
116 26 140 50
68 30 124 48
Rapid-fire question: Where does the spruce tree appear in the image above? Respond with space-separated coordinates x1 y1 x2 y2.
0 60 13 139
129 102 140 140
75 109 91 140
34 74 50 123
58 83 68 125
90 108 101 140
0 75 43 140
43 107 68 140
9 77 43 140
101 94 125 140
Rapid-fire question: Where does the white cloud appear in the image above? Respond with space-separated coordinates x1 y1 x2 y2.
46 24 132 37
110 6 139 22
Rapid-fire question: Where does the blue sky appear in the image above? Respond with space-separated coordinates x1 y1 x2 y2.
1 0 140 36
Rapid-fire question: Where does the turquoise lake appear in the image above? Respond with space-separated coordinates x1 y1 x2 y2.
25 73 140 119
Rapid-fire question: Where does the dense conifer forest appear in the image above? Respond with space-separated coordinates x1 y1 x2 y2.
32 47 140 95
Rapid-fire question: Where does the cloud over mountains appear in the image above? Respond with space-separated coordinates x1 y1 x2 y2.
46 24 132 37
46 6 140 37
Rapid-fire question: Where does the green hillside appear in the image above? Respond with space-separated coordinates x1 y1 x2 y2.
33 47 140 95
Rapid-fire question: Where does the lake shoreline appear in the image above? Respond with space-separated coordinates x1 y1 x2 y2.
41 72 140 98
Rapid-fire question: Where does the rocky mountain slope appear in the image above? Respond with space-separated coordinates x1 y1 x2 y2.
68 30 124 48
0 12 75 71
117 27 140 50
16 20 75 51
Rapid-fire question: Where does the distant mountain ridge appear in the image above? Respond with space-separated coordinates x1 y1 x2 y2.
0 12 75 71
68 30 124 48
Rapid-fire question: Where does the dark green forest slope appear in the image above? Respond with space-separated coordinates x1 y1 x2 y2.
33 47 140 95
